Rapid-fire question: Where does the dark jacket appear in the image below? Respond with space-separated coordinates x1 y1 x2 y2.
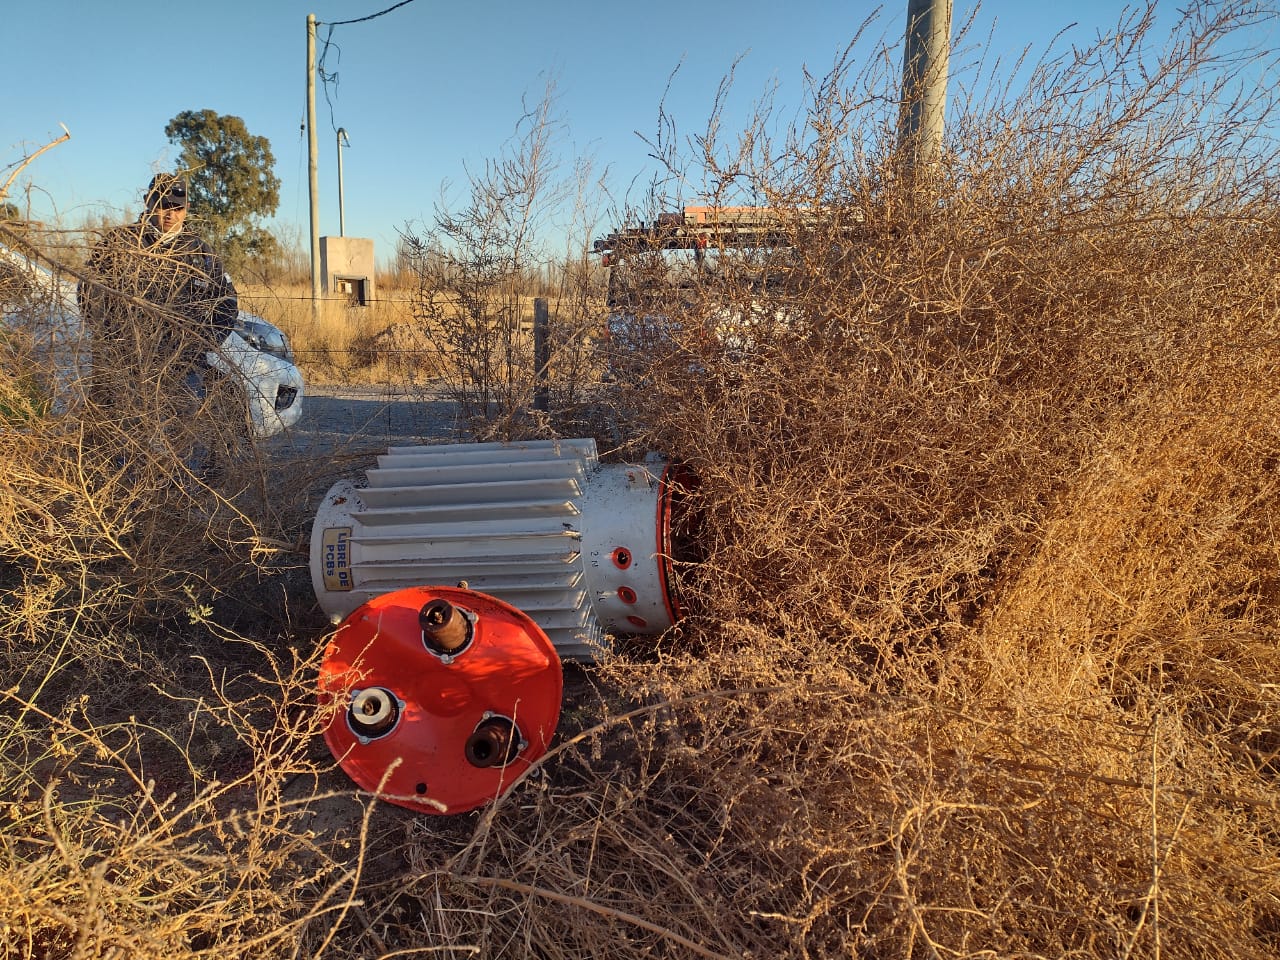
77 219 238 382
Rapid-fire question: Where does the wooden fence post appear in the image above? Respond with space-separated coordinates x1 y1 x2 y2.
533 297 550 412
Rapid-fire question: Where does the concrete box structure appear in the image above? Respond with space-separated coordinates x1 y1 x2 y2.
320 236 375 305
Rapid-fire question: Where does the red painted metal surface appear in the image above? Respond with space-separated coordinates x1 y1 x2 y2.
318 585 563 814
656 461 700 625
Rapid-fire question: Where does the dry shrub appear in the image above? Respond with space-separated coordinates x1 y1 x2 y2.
401 80 609 439
366 4 1280 958
6 3 1280 959
0 622 356 959
0 233 355 956
0 350 284 670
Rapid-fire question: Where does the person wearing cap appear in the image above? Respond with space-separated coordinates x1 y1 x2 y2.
78 173 239 475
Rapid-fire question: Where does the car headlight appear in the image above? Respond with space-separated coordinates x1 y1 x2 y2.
274 385 299 411
236 315 293 361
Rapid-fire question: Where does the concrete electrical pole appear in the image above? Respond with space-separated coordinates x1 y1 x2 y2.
307 13 321 320
337 128 350 237
899 0 953 176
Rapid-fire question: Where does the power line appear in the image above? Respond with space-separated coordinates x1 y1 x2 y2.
322 0 417 28
315 0 419 134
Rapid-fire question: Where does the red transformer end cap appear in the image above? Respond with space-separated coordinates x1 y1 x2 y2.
318 585 563 814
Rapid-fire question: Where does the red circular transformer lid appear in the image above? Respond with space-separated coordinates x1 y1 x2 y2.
318 585 563 814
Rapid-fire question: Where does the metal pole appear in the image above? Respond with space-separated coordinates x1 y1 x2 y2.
307 13 321 318
898 0 952 174
337 127 349 237
533 297 550 412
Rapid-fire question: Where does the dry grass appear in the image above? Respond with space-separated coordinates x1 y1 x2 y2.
3 2 1280 958
239 278 605 413
236 281 422 386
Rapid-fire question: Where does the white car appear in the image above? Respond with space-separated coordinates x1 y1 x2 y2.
0 245 304 439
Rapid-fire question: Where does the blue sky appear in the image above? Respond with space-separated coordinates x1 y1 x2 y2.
4 1 1277 265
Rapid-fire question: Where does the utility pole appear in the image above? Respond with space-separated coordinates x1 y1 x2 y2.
306 13 321 321
898 0 952 176
337 127 350 237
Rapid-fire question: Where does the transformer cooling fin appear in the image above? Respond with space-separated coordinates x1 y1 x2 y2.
311 438 692 661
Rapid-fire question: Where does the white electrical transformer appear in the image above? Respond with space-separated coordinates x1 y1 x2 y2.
310 438 692 660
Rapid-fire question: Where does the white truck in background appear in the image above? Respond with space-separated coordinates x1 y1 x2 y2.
592 206 824 376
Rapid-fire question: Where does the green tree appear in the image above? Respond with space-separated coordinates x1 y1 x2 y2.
164 109 281 272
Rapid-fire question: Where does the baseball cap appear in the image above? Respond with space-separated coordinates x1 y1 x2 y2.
145 174 189 211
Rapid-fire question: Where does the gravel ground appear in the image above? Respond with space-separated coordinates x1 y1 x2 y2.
253 382 469 515
266 381 465 458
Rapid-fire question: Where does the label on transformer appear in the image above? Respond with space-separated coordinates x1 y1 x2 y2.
321 527 353 591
